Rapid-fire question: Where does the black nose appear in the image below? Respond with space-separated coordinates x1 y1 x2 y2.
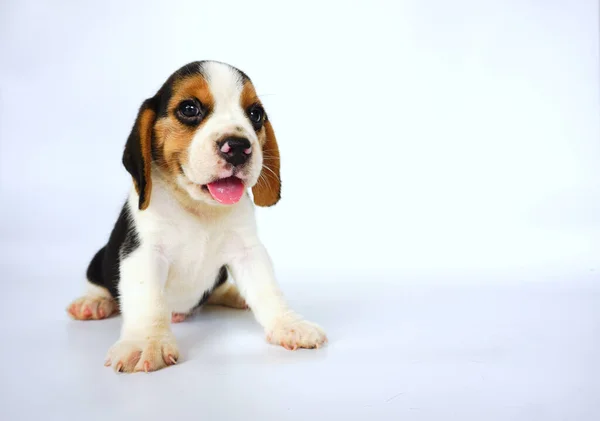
218 137 252 166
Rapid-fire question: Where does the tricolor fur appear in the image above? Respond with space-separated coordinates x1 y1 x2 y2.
67 61 327 373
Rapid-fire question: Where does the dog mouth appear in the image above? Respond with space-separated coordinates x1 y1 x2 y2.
202 176 246 205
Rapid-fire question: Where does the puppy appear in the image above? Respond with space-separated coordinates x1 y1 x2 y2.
67 60 327 373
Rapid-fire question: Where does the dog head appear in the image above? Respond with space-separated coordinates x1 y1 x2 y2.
122 61 281 210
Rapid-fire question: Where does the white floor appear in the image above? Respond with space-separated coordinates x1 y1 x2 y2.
0 257 598 420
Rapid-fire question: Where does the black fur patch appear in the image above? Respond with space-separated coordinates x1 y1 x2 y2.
121 225 140 258
155 61 204 118
86 201 139 301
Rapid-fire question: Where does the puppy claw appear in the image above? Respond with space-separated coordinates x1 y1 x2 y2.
280 341 297 351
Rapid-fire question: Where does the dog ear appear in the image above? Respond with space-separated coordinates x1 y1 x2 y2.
252 116 281 207
122 99 157 210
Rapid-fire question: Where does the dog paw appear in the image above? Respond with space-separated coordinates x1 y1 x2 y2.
105 333 179 373
171 312 188 323
67 296 118 320
267 317 327 350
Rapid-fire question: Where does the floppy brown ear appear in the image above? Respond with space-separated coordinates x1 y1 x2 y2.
122 99 156 210
252 118 281 207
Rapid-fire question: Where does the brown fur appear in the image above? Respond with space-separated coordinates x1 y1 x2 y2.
240 83 260 119
253 120 281 207
138 108 156 210
240 82 282 207
154 75 215 178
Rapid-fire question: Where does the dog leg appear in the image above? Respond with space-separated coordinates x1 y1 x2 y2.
229 244 327 350
105 246 179 373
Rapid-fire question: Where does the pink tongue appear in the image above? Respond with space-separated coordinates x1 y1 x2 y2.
206 177 245 205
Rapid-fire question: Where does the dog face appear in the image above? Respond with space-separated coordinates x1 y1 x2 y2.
122 61 281 210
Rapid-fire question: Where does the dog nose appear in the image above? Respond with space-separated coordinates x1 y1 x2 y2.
219 137 252 166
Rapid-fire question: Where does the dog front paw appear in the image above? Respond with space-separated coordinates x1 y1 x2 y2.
105 332 179 373
267 316 327 350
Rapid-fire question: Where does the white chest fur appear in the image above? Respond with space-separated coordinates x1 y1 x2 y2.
126 179 256 313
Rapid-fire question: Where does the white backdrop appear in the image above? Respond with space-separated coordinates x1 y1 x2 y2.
1 0 598 277
1 2 599 420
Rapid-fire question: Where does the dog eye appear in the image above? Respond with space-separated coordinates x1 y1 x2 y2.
178 100 202 119
248 105 264 129
249 107 263 123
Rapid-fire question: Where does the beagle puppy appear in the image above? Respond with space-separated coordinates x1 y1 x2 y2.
67 60 327 373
